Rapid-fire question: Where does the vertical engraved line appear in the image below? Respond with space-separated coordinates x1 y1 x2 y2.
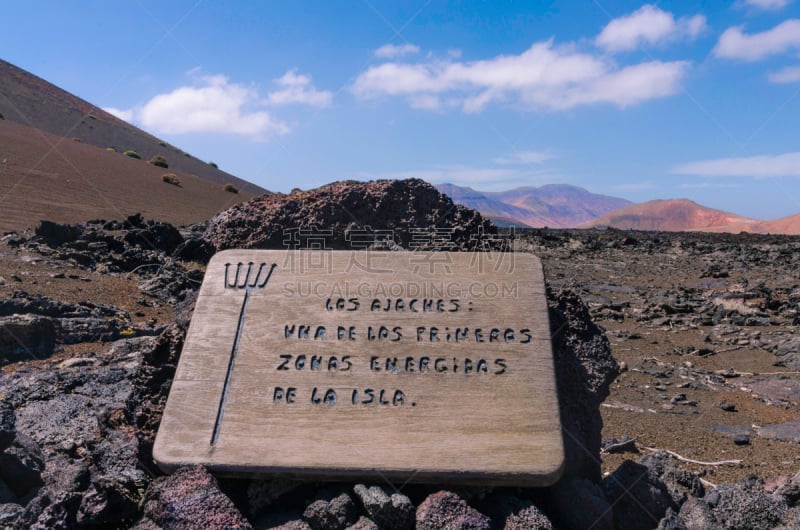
211 288 251 446
257 263 277 288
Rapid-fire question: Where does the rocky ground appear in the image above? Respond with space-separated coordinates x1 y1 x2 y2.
521 229 800 487
0 179 798 529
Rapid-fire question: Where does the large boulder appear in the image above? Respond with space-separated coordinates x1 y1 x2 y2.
203 179 494 250
547 288 619 482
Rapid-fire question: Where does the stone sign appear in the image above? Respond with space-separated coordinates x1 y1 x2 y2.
154 249 563 486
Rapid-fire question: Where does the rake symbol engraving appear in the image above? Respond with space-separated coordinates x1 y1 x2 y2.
225 261 275 289
212 262 277 446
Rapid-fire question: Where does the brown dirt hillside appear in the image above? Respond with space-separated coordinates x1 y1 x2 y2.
0 58 265 196
0 119 253 233
582 198 760 232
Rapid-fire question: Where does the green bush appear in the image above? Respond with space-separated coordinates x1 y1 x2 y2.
105 147 116 152
158 141 166 147
149 155 168 168
123 150 141 160
208 161 218 169
0 112 4 120
223 183 239 194
161 173 181 186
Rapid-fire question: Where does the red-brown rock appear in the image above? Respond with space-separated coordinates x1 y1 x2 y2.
134 466 252 530
203 179 494 251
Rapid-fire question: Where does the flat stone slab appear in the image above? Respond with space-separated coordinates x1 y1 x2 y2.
154 250 563 486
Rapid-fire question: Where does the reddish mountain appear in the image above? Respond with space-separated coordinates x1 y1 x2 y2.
753 213 800 235
437 183 632 228
0 59 265 195
582 199 760 232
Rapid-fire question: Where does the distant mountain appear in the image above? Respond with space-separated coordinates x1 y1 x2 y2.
751 213 800 235
0 59 265 195
437 183 633 228
435 184 543 227
582 199 760 232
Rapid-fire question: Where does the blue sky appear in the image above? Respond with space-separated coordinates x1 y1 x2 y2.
3 1 800 219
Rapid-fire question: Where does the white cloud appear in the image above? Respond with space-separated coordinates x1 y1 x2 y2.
374 43 420 58
408 94 441 110
109 69 332 139
714 19 800 61
103 107 134 122
685 15 708 38
494 150 555 165
352 39 689 112
267 70 333 107
768 65 800 83
136 75 287 137
595 5 706 53
743 0 791 10
673 152 800 177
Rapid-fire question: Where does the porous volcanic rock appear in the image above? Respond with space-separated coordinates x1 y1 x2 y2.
0 326 184 528
415 490 492 530
667 475 794 529
547 287 619 482
302 490 358 530
0 400 14 451
0 314 56 365
352 484 414 530
203 179 495 250
504 504 553 530
602 459 678 530
476 494 554 529
134 466 252 530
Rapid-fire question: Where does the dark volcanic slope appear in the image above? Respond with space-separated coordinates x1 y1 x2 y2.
0 58 265 195
0 120 252 233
